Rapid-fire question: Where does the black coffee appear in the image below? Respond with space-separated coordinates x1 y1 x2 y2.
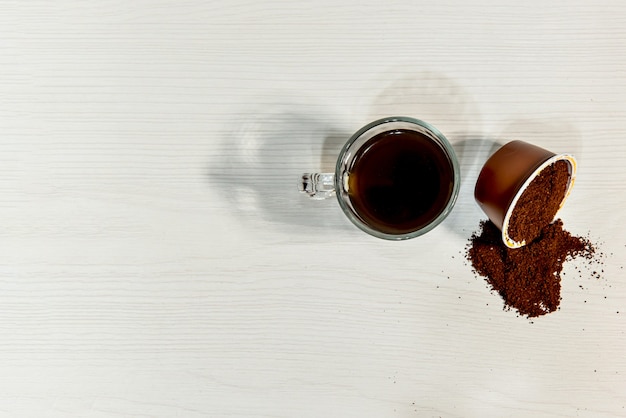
347 129 455 235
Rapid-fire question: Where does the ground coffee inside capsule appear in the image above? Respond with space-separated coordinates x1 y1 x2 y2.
467 219 596 318
507 160 570 244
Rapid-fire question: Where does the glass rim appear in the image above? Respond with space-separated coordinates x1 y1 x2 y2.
334 116 461 240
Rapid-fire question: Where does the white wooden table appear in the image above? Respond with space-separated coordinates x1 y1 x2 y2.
1 1 625 417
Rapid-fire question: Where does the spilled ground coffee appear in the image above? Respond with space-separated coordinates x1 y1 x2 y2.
467 219 595 318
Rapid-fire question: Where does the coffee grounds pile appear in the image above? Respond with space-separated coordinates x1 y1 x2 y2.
467 219 595 317
507 160 570 244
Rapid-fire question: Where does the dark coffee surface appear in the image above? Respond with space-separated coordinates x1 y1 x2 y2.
347 129 454 235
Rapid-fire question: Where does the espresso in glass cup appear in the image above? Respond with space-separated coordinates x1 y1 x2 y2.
300 116 460 240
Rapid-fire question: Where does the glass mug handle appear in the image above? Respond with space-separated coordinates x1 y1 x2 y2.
299 173 336 200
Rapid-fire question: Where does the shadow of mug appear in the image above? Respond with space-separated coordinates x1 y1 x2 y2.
210 103 354 235
366 70 481 137
211 74 489 240
442 134 504 239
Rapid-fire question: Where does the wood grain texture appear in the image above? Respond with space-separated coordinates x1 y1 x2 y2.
1 0 625 417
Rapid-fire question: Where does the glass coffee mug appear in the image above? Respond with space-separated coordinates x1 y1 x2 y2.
299 116 461 240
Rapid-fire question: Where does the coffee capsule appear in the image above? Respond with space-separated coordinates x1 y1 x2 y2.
474 140 577 248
